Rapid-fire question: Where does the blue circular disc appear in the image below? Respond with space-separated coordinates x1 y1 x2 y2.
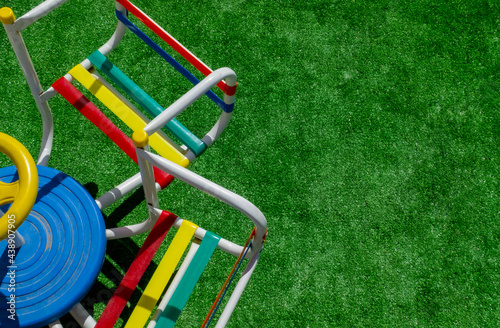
0 166 106 328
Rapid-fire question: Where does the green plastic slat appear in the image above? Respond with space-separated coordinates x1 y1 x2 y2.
156 231 221 328
88 50 206 156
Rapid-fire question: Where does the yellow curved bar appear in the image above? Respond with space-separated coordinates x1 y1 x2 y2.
69 64 190 167
0 133 38 240
0 181 20 205
0 7 15 25
124 220 198 328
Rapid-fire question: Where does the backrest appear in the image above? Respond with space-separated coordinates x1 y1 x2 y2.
1 1 266 326
1 0 236 212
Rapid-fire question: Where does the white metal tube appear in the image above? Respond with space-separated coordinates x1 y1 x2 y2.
105 204 161 240
106 218 155 240
136 145 159 208
184 110 232 160
69 303 97 328
215 251 261 327
96 171 165 211
36 107 53 166
2 21 54 166
14 230 25 248
96 173 143 210
13 0 69 31
138 149 267 253
48 320 63 328
97 2 128 56
183 148 196 162
144 68 237 136
223 93 236 107
201 111 232 148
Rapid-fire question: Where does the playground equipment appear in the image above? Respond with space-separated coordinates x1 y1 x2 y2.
0 132 107 328
0 1 267 327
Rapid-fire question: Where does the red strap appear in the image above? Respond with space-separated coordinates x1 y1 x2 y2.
52 77 173 189
95 211 177 328
116 0 211 76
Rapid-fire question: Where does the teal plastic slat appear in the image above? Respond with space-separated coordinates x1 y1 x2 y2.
156 231 221 328
88 50 207 156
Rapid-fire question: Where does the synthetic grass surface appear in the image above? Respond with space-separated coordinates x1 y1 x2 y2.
1 0 500 327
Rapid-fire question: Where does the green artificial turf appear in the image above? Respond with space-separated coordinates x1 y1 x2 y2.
1 0 500 327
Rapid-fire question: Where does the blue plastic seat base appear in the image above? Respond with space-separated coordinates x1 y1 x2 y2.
0 166 106 328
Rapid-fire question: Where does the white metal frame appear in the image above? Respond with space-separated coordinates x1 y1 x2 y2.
2 0 234 210
1 1 267 327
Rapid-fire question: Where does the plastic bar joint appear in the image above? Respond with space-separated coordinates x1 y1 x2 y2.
132 130 149 148
0 7 15 24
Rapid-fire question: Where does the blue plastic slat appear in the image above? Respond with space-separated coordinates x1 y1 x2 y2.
115 10 232 113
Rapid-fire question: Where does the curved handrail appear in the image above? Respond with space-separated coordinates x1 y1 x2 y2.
137 148 267 253
144 67 237 135
140 67 237 161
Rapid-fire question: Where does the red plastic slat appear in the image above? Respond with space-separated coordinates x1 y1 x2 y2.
116 0 234 95
52 77 173 189
95 210 177 328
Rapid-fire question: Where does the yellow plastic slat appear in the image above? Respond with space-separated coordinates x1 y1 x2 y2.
124 220 199 328
69 64 190 167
